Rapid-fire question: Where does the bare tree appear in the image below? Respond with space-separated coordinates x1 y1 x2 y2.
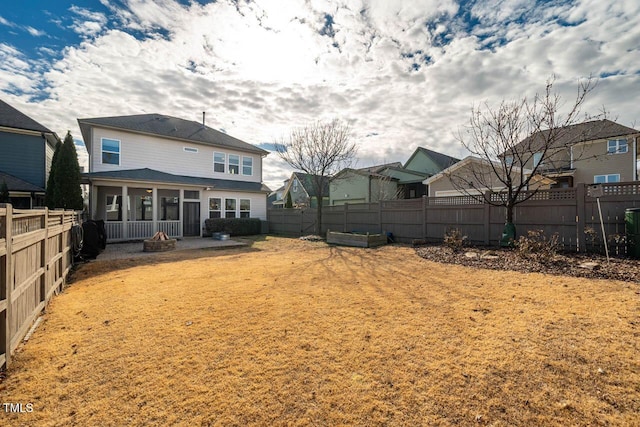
449 76 599 240
276 119 357 234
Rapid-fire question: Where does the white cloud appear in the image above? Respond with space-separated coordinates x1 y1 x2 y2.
25 26 46 37
1 0 639 191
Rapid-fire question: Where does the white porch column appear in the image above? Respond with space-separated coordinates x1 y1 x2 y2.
122 185 128 239
152 187 158 232
179 189 184 238
90 184 98 219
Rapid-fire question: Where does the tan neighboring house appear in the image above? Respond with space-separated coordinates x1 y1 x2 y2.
423 156 526 197
509 119 639 187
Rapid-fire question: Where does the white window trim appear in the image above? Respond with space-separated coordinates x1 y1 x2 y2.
228 154 240 175
101 138 121 166
242 156 253 176
607 139 628 154
224 198 237 218
214 152 226 173
239 198 251 218
594 174 620 183
208 197 222 218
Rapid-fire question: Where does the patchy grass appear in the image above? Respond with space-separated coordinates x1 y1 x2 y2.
1 236 639 426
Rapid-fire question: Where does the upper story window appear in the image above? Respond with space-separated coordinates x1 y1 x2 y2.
533 152 543 168
594 174 620 184
504 156 514 167
293 179 298 192
607 139 628 154
214 152 225 173
102 138 121 165
242 156 253 176
229 154 240 174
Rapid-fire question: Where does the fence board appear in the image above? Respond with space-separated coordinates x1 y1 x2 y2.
0 204 78 369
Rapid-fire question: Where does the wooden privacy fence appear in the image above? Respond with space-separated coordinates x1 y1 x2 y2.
0 204 78 369
268 182 640 253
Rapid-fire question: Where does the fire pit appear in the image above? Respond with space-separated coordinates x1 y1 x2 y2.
143 231 177 252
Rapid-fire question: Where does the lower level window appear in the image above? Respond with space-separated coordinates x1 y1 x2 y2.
209 198 221 218
225 198 236 218
594 174 620 184
240 199 250 218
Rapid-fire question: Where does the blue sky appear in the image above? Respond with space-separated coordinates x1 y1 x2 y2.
1 0 639 189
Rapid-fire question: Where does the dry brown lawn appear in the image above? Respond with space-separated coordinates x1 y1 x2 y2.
1 236 639 426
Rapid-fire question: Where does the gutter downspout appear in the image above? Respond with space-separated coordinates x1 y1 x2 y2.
634 136 638 181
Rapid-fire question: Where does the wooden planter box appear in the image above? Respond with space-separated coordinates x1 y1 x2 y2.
326 230 387 248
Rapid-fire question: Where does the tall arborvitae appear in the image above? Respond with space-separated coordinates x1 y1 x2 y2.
47 132 83 210
0 180 9 203
45 140 62 209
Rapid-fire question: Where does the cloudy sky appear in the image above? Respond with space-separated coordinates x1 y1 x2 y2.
1 0 639 190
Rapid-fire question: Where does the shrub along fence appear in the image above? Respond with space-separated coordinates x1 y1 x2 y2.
268 182 640 254
0 204 78 369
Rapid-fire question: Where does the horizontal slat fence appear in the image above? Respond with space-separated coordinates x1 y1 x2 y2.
268 182 640 253
0 204 78 369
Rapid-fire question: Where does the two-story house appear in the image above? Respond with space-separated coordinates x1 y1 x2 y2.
509 119 639 188
78 113 270 241
280 172 329 208
0 99 60 208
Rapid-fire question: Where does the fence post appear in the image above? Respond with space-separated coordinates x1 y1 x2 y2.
422 196 427 239
3 204 12 367
576 183 586 252
484 191 491 245
343 203 348 232
40 208 49 303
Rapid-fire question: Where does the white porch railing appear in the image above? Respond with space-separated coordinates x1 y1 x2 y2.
104 220 182 242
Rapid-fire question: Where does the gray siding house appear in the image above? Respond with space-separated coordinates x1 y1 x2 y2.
0 99 60 208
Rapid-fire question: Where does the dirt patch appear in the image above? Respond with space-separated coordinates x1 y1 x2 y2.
415 245 640 282
1 237 638 426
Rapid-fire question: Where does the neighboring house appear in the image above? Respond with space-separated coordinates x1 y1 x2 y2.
267 184 286 208
394 147 459 198
78 113 270 241
509 119 639 188
423 156 526 197
329 168 399 205
0 99 60 208
281 172 329 208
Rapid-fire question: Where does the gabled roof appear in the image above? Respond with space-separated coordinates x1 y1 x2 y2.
0 171 45 193
513 119 639 153
332 168 398 181
77 113 268 155
0 99 53 133
405 147 460 172
287 172 329 198
83 168 271 193
423 156 528 185
357 162 402 174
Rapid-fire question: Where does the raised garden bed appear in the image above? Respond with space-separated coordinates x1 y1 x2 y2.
326 230 387 248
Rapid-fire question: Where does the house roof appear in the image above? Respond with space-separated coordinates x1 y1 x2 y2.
332 168 398 181
289 172 329 198
0 99 53 133
405 147 460 172
422 156 529 186
0 171 45 193
83 168 271 193
357 162 403 174
77 113 269 155
513 119 639 153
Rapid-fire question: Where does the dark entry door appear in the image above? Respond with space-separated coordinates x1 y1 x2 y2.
183 202 200 236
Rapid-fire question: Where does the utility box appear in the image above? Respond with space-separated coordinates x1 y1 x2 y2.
625 208 640 259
